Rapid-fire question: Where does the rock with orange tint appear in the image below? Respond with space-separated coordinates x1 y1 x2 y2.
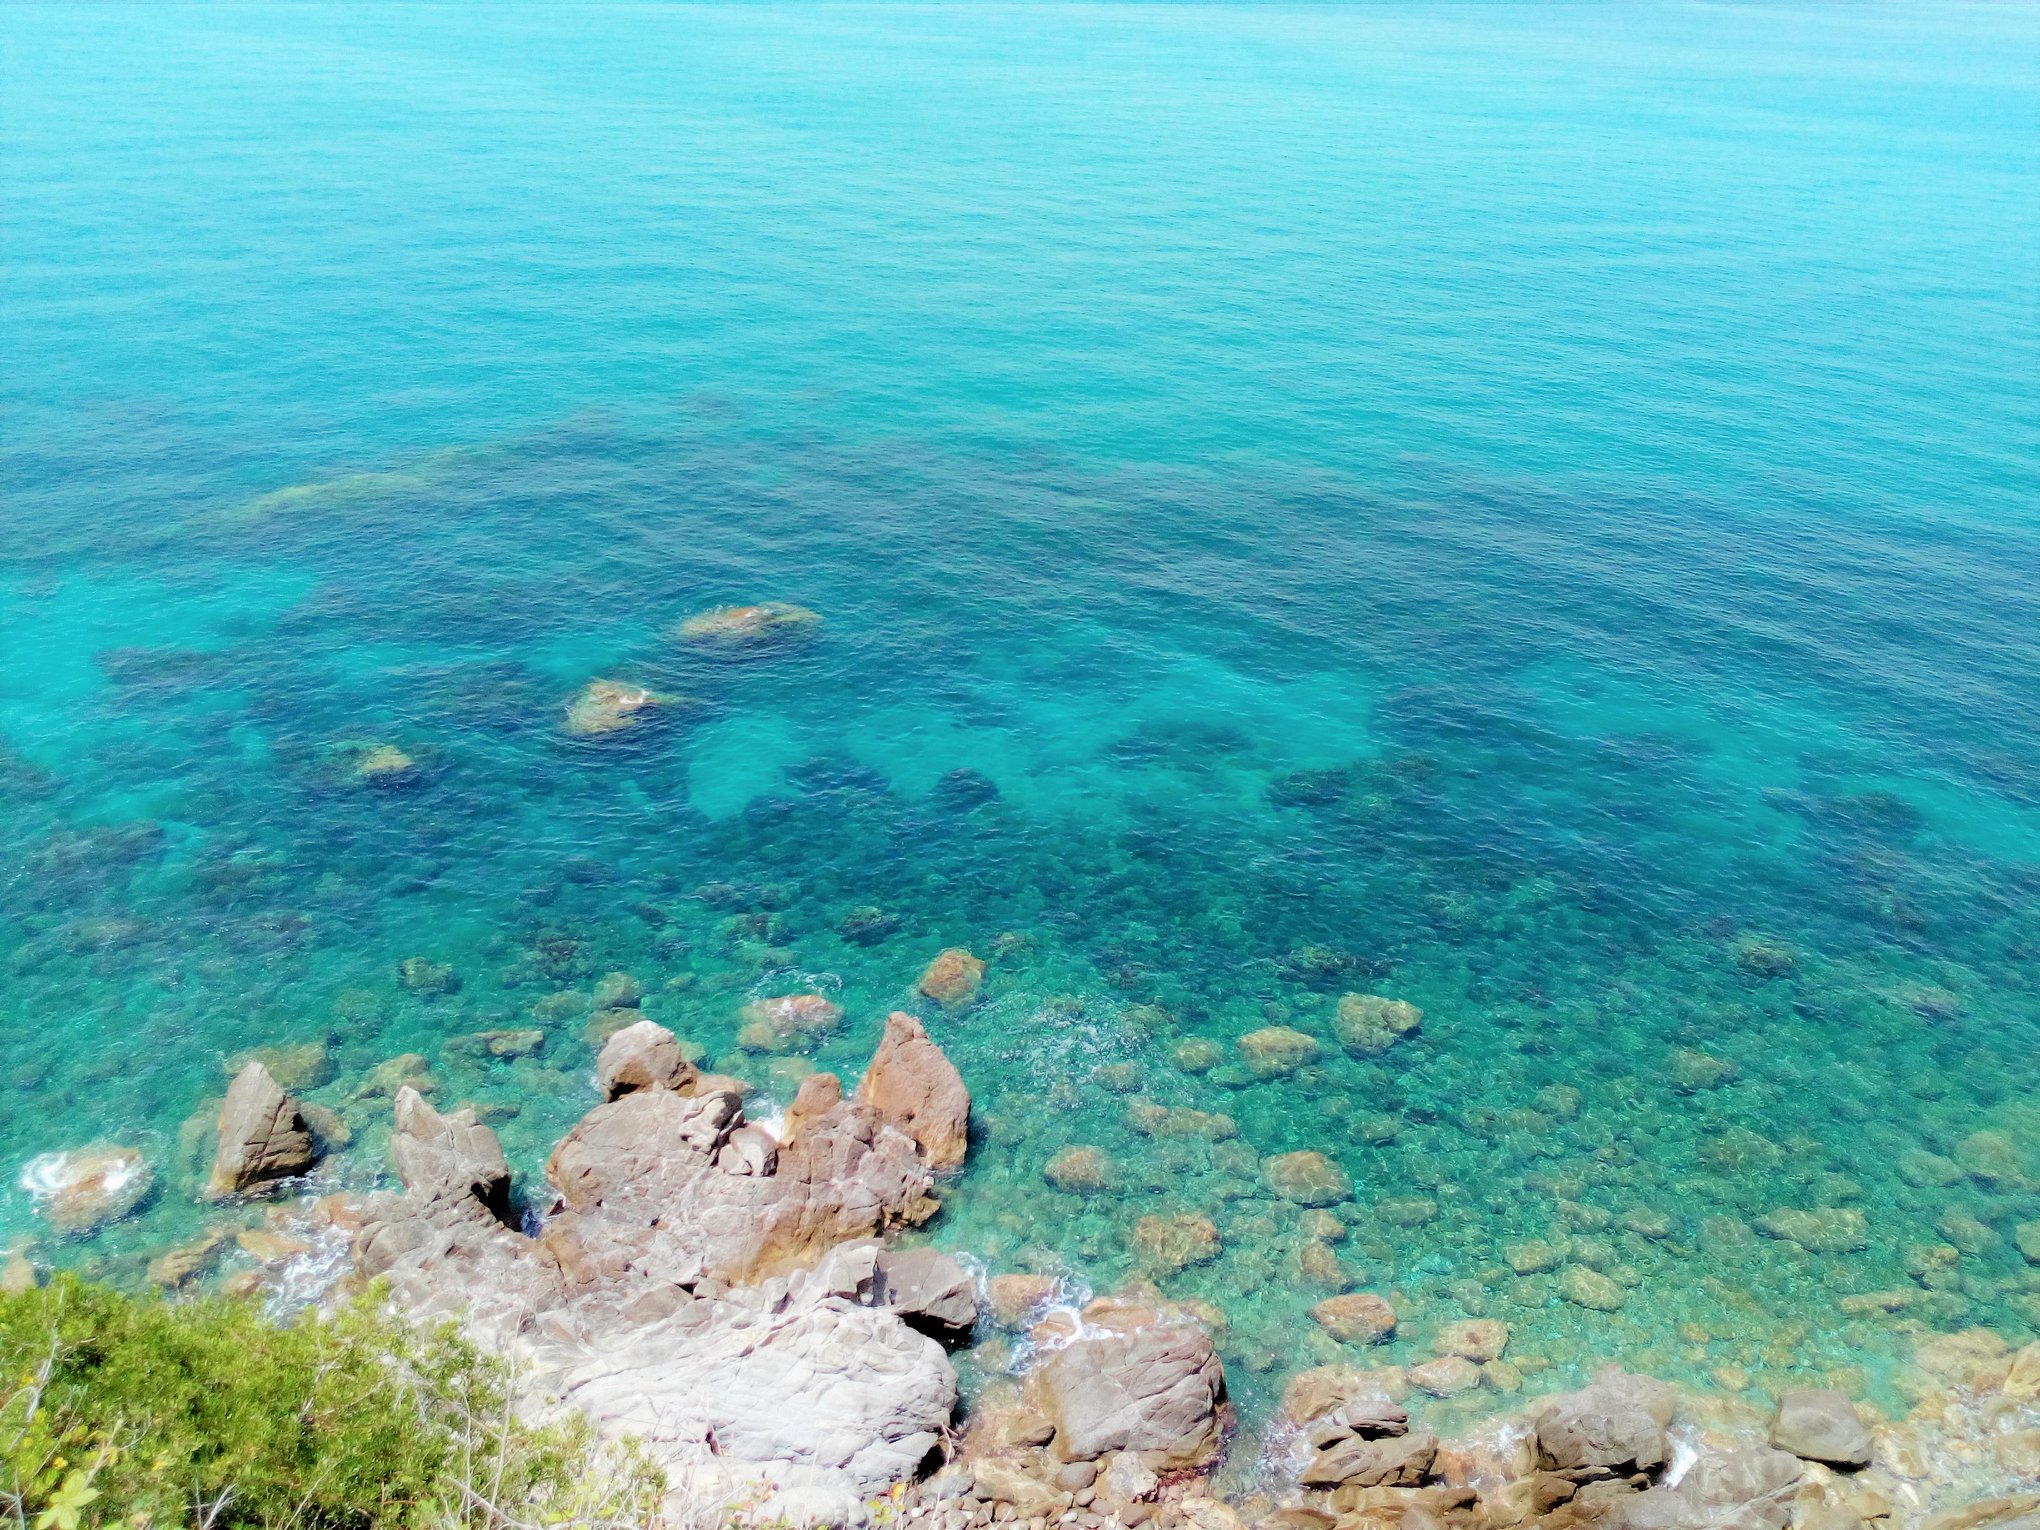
918 947 986 1008
858 1012 972 1170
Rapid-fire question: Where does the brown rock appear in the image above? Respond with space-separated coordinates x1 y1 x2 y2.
223 1040 333 1092
209 1062 316 1198
147 1226 231 1288
858 1012 971 1170
1311 1292 1398 1345
1534 1367 1674 1473
918 948 986 1008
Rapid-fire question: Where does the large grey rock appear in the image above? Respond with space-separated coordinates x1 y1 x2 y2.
596 1019 698 1100
1299 1430 1436 1488
1770 1389 1872 1468
858 1012 971 1170
1601 1440 1803 1530
1770 1387 1868 1476
1534 1367 1676 1474
1032 1322 1226 1469
554 1246 954 1498
874 1245 979 1342
209 1061 315 1197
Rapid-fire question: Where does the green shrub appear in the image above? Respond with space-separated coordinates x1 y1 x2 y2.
0 1274 661 1529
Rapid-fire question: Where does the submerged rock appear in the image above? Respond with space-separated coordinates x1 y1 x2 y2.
1332 993 1422 1057
1131 1213 1222 1273
1046 1144 1118 1195
23 1146 154 1235
563 678 677 737
1237 1026 1321 1078
675 601 822 647
210 1060 317 1198
1310 1292 1398 1345
737 992 845 1052
917 947 986 1008
1261 1151 1352 1207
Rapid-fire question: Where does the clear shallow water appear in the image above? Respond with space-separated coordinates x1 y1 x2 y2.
4 1 2039 1428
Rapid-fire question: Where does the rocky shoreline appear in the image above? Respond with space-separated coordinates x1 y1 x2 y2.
9 1015 2038 1530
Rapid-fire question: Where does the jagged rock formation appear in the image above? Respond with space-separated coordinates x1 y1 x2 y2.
209 1061 315 1198
348 1019 963 1524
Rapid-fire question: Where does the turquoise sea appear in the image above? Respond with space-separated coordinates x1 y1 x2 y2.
4 2 2038 1427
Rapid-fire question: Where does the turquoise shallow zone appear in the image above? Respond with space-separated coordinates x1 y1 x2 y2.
4 0 2039 1431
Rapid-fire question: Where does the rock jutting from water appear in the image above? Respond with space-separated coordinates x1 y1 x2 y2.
562 678 678 737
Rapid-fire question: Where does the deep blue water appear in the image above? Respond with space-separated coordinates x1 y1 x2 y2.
3 2 2038 1421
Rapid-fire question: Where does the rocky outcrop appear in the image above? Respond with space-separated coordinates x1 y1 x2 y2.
209 1061 316 1198
1332 993 1421 1057
348 1019 967 1523
1030 1322 1226 1469
859 1013 972 1171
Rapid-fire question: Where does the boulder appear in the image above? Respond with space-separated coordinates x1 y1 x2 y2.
1 1251 37 1295
563 678 676 737
874 1246 979 1343
971 1458 1063 1518
1310 1292 1398 1345
1261 1151 1351 1206
1333 994 1421 1057
559 1248 952 1497
858 1012 971 1170
209 1061 317 1198
1559 1265 1628 1312
24 1146 154 1235
596 1019 700 1099
1770 1389 1871 1468
1098 1451 1159 1504
1299 1430 1437 1489
1032 1322 1226 1469
1534 1367 1675 1475
918 948 985 1008
675 601 822 647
